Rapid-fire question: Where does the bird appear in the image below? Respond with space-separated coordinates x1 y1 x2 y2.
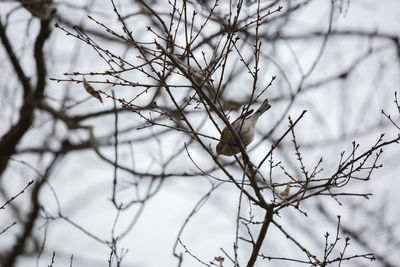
216 98 271 156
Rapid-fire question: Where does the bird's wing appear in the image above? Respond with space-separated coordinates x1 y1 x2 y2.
232 109 254 124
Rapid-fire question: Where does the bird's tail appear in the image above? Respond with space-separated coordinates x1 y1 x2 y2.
252 98 271 120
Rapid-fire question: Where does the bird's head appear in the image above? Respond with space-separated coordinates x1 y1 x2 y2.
216 142 224 155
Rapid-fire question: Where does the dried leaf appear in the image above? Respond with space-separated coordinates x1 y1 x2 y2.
280 182 291 197
83 77 103 104
214 256 224 263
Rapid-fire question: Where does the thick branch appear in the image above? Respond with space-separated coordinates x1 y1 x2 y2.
247 205 274 267
0 19 51 177
1 156 59 267
0 19 31 96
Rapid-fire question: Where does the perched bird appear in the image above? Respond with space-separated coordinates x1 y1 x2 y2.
216 98 271 156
